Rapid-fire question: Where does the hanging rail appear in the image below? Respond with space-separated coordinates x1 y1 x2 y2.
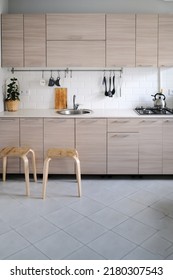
11 67 123 74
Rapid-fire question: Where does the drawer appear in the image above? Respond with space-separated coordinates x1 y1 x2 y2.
108 118 139 132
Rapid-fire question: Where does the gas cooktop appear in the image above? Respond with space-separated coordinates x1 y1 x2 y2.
134 106 173 115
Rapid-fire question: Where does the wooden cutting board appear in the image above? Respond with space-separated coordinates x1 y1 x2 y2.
55 88 67 109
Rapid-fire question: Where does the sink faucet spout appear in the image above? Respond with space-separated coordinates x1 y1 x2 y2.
73 94 79 110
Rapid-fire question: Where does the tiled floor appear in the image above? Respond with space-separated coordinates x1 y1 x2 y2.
0 174 173 260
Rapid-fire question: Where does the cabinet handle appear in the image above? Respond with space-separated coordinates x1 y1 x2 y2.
0 118 17 121
111 120 129 124
110 134 129 138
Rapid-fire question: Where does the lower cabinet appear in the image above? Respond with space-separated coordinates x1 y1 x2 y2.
163 119 173 174
20 118 44 173
44 118 75 174
107 119 139 174
76 119 107 174
0 118 20 173
139 119 162 174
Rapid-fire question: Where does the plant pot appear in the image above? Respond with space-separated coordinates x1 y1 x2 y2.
5 100 20 112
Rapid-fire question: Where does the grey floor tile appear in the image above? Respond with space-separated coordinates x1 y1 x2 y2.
112 218 156 245
129 189 161 206
0 218 11 235
89 207 128 229
0 230 30 259
64 246 106 260
133 207 166 230
34 230 83 259
85 188 124 206
15 217 59 243
68 197 105 216
141 233 173 258
151 198 173 218
122 246 163 260
64 217 108 244
44 207 84 229
5 245 50 260
87 231 136 259
109 197 146 217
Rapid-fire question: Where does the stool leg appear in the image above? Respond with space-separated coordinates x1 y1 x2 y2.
42 157 51 199
22 155 30 196
29 149 37 182
2 156 7 181
74 156 82 197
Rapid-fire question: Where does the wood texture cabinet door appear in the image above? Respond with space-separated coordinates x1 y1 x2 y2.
76 119 107 174
163 119 173 174
47 41 105 67
47 14 105 40
0 118 20 173
1 14 23 67
20 118 43 173
136 14 158 67
24 14 46 67
106 14 135 67
107 119 139 174
108 133 138 174
159 15 173 67
139 119 162 174
44 119 75 174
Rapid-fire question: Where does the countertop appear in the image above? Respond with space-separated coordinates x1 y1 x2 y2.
0 109 173 118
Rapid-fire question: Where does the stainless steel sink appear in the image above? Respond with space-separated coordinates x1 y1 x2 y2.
57 109 93 115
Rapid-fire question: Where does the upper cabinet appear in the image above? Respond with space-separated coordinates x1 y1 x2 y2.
46 14 105 67
47 14 105 40
136 14 158 67
1 14 24 67
106 14 136 67
158 14 173 67
24 14 46 67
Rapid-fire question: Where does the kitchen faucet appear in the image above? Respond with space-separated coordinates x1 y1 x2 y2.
73 94 79 110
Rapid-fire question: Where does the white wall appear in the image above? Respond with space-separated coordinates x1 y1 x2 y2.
0 0 8 112
8 0 173 13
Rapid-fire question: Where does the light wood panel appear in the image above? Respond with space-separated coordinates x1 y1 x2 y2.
163 119 173 174
108 119 139 132
1 14 23 67
44 119 75 174
20 118 44 173
47 41 105 67
106 14 136 67
139 119 162 174
47 13 105 40
0 118 20 173
108 133 138 174
136 14 158 67
76 119 107 174
159 14 173 67
24 14 46 67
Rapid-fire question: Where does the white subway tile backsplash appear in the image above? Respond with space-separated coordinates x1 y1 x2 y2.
3 67 173 110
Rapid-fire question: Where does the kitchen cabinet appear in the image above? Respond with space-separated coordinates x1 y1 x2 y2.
20 118 44 173
44 119 75 174
163 119 173 174
139 119 162 174
47 14 105 40
24 14 46 67
136 14 158 67
106 14 136 67
76 119 107 174
0 118 20 173
107 119 139 174
1 14 23 67
159 14 173 67
47 41 105 67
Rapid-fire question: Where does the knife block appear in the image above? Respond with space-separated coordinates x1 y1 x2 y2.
55 88 67 110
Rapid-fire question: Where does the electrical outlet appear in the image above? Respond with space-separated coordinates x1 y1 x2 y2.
20 90 30 96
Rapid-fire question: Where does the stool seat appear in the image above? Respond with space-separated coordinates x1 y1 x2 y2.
42 148 82 199
0 146 37 196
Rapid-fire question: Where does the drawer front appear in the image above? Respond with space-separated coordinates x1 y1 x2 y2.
108 118 139 132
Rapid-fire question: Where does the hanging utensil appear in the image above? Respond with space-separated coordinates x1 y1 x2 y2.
40 70 46 86
102 71 108 96
55 71 61 87
108 72 113 97
119 71 123 97
48 71 55 87
111 72 116 96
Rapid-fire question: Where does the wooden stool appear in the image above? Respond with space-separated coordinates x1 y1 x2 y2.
0 147 37 196
42 148 82 199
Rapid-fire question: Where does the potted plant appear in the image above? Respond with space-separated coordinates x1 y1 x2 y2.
5 77 20 111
